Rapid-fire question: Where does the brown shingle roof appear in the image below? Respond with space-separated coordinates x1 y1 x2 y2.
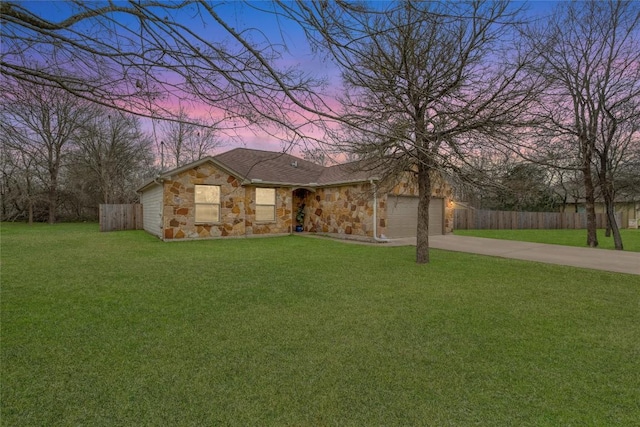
213 148 325 185
213 148 378 186
318 161 378 185
138 148 380 192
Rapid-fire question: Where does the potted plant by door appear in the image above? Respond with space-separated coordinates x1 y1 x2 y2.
295 204 305 232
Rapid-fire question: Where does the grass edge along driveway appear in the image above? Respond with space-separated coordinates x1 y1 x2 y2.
2 223 639 426
454 228 640 252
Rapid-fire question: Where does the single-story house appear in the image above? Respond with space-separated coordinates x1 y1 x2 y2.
137 148 453 241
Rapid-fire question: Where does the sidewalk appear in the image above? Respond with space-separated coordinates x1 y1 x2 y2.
426 235 640 275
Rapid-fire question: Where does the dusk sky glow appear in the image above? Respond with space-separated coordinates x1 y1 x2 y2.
10 1 561 155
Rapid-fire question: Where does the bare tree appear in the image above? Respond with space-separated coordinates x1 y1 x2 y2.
71 109 154 205
524 0 640 249
1 1 330 143
159 108 222 169
0 145 39 223
614 134 640 204
283 1 538 263
596 119 639 245
2 78 90 224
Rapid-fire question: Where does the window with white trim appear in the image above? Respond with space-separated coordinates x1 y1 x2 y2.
194 185 220 223
255 188 276 222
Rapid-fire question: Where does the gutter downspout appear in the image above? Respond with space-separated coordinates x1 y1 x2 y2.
371 179 390 243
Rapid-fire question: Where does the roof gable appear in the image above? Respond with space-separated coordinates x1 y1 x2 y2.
136 156 242 192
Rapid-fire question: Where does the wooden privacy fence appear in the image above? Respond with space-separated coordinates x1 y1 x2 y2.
99 204 143 232
455 209 621 230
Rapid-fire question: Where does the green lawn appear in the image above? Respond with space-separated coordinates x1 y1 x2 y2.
455 228 640 252
2 223 639 426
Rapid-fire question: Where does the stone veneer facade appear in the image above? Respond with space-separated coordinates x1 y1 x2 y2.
162 163 292 240
303 183 377 237
160 162 452 241
299 171 454 239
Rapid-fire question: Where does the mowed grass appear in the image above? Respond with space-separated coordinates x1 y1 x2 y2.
455 228 640 252
2 223 639 426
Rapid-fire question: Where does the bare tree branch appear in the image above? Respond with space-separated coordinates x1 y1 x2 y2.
279 1 539 263
522 0 640 249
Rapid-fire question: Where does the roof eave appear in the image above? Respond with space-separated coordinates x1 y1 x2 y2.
137 178 163 193
245 177 380 188
318 177 380 187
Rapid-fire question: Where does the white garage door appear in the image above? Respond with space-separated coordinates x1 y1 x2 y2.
386 196 443 238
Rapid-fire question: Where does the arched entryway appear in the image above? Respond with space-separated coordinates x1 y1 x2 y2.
292 188 313 232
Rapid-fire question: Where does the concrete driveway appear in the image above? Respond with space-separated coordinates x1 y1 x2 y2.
393 235 640 275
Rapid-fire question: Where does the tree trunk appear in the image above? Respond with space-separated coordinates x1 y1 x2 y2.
605 201 623 250
28 199 33 225
601 176 623 250
583 167 598 247
597 150 623 249
47 181 56 224
416 162 432 264
580 136 598 248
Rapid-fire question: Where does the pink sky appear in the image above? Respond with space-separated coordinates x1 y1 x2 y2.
13 1 560 159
